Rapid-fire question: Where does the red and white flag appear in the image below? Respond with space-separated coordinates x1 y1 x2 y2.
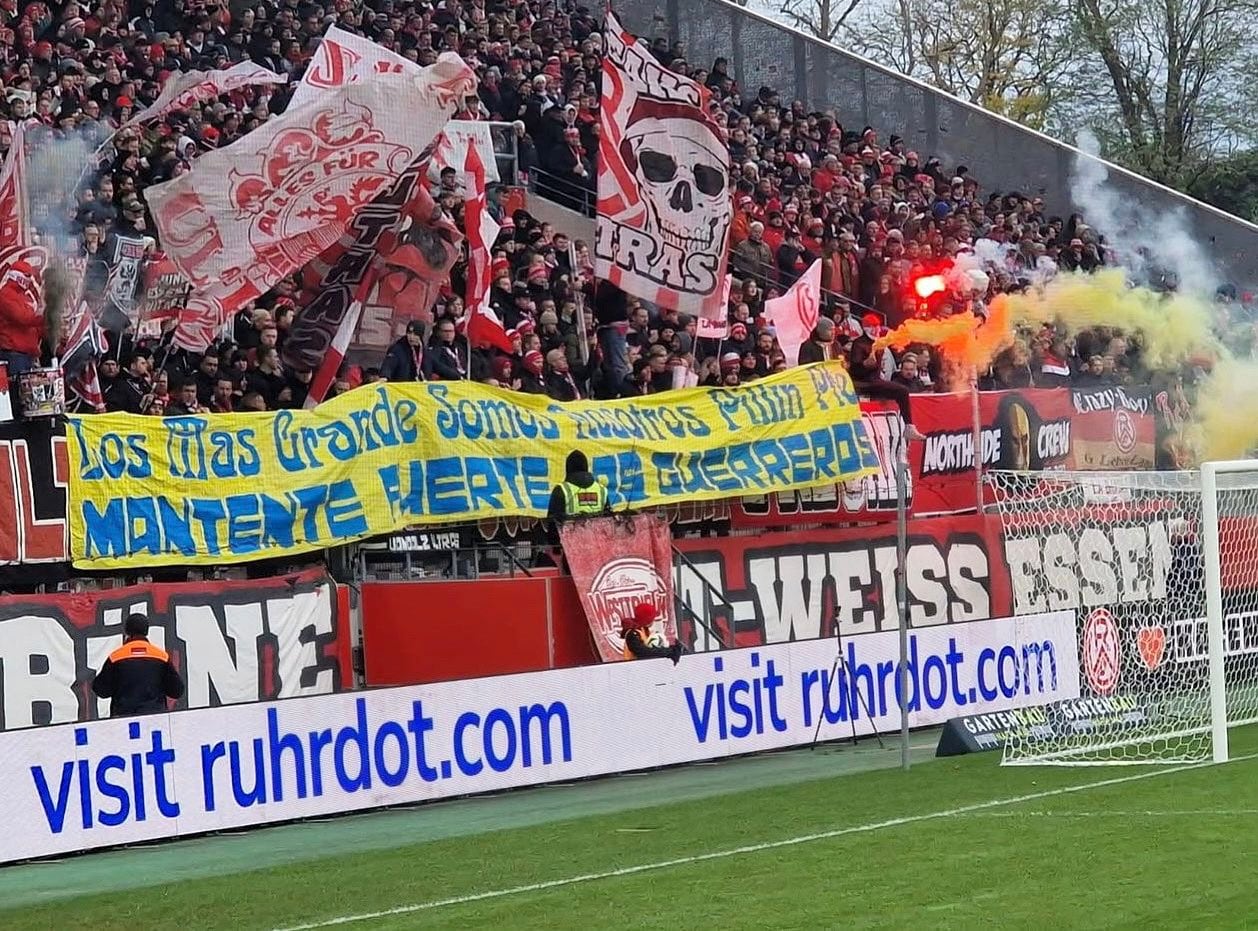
765 259 822 366
303 270 376 409
559 513 680 663
0 121 48 294
127 63 287 126
461 142 513 353
696 274 733 339
0 120 31 247
149 56 475 350
292 25 412 109
595 12 730 321
430 120 499 190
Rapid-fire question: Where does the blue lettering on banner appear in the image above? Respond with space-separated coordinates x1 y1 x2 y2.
8 614 1074 863
29 722 179 834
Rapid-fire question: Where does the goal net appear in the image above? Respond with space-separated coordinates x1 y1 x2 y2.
985 465 1258 765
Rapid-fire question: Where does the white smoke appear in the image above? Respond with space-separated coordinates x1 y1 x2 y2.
1070 130 1218 297
24 129 100 255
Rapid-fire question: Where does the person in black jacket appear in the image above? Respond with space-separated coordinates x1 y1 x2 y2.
423 318 466 380
92 614 185 718
381 321 425 382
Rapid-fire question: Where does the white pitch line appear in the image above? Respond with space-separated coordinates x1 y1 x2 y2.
965 808 1258 818
274 752 1258 931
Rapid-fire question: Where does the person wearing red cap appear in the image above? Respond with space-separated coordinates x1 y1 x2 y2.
620 602 682 664
517 348 547 394
0 260 44 375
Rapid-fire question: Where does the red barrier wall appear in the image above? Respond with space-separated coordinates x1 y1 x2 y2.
361 576 596 686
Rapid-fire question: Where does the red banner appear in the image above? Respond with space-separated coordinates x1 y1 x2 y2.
0 569 349 730
1071 386 1156 470
0 419 67 565
912 388 1074 514
730 388 1075 529
674 515 1012 651
560 513 679 662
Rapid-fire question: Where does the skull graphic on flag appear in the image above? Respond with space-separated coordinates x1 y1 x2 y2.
595 12 731 321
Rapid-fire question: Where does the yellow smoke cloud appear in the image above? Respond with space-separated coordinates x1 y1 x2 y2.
992 270 1219 369
869 269 1258 462
1192 357 1258 461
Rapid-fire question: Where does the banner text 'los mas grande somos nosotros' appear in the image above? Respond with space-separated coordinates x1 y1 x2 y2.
67 362 876 568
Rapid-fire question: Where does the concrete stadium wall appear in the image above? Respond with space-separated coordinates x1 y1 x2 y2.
616 0 1258 289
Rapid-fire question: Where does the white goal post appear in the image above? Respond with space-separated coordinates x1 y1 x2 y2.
985 462 1258 766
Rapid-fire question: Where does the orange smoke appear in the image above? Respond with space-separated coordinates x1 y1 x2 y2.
872 300 1014 371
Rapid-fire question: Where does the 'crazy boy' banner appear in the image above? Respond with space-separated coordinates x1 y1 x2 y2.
66 363 876 569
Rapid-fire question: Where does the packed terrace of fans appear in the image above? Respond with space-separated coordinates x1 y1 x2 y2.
2 0 1220 416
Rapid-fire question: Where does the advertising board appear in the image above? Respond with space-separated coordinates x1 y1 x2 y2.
0 570 348 730
0 611 1077 863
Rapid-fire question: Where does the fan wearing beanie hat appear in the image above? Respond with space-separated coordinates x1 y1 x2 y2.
619 602 683 664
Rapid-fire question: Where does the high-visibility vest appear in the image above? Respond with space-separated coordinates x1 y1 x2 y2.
622 626 653 660
562 480 607 516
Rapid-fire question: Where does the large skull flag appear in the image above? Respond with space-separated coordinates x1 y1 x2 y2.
596 13 731 320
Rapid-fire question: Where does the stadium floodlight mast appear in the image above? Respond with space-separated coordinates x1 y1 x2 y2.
984 463 1258 767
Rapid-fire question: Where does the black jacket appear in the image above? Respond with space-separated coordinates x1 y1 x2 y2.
381 338 422 382
92 637 185 718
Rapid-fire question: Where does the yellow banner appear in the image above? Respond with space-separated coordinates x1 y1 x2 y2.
67 362 877 568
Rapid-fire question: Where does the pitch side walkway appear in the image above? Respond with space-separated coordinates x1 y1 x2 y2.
0 731 940 909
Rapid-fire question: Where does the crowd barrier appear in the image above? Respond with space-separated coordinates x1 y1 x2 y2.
0 610 1078 864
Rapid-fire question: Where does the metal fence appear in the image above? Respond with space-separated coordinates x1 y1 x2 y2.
615 0 1258 289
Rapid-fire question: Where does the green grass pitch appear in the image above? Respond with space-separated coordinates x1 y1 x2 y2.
5 727 1258 930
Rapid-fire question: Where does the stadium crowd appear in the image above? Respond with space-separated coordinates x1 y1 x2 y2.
0 0 1190 416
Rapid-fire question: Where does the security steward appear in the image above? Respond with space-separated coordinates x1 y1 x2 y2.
547 449 610 522
621 602 683 664
92 613 185 718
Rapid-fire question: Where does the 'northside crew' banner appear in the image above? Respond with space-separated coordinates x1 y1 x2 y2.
66 363 876 569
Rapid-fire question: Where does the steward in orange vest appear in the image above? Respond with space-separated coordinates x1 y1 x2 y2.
92 613 186 717
620 602 683 664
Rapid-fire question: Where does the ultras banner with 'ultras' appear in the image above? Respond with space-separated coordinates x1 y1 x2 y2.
596 11 730 320
66 362 877 569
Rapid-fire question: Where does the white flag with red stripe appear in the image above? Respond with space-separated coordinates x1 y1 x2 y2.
292 25 413 109
150 55 474 351
765 260 822 366
127 62 287 126
595 12 730 321
462 141 514 353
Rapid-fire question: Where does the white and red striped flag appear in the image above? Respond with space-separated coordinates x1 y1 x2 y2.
303 269 377 409
595 12 730 322
151 55 475 351
461 141 514 353
126 62 287 126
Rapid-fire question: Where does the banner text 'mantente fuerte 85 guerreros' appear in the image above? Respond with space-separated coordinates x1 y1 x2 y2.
66 362 877 568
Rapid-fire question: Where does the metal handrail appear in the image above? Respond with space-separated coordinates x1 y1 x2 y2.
674 592 729 650
527 165 597 218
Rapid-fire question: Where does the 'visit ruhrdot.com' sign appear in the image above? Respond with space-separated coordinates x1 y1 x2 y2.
64 362 876 570
0 611 1077 863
